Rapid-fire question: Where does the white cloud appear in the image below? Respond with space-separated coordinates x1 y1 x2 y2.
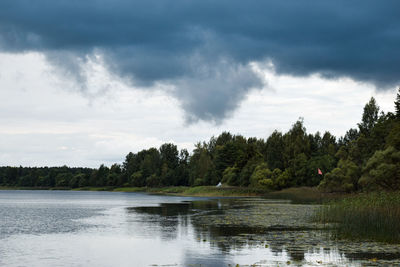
0 53 396 167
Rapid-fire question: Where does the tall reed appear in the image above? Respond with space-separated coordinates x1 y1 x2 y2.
316 192 400 243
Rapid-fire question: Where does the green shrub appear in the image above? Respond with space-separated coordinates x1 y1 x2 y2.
318 159 359 192
359 146 400 190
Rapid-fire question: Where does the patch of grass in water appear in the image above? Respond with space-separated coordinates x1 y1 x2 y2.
263 187 342 204
315 191 400 243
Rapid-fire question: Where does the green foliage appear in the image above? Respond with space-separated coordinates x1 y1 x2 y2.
318 159 360 192
290 153 308 186
321 131 337 156
264 130 284 170
106 164 123 186
55 173 73 187
222 166 239 186
249 162 269 187
130 171 144 187
69 174 83 188
214 142 240 177
395 87 400 119
283 119 311 166
259 178 274 188
339 128 359 146
358 146 400 190
193 178 204 186
274 168 289 189
189 143 215 186
78 174 88 188
146 174 161 187
386 122 400 150
358 97 379 137
306 155 336 186
249 163 282 190
318 94 400 192
2 93 400 193
159 143 179 170
238 156 262 187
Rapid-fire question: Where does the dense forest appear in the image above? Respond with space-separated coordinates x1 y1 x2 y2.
1 89 400 192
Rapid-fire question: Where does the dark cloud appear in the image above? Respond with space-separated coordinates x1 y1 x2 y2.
0 0 399 121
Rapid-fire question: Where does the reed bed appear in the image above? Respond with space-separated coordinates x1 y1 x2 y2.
316 191 400 243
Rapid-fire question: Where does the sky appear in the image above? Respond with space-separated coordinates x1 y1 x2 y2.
0 0 399 167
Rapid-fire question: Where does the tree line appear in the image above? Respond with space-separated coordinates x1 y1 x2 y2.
1 89 400 192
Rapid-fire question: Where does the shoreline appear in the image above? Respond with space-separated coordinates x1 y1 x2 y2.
0 185 267 196
0 185 342 203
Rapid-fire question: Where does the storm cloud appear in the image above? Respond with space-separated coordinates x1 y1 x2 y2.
0 0 399 121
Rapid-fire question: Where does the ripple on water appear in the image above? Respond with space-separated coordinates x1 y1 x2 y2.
1 191 400 266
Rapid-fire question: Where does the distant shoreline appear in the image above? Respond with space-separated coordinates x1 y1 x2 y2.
0 185 342 203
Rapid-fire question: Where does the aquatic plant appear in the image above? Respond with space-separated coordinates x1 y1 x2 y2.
316 191 400 243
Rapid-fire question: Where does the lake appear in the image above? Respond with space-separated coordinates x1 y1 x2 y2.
1 190 400 266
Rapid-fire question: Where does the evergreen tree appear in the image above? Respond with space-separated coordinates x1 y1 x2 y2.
265 130 284 170
358 97 380 136
395 87 400 119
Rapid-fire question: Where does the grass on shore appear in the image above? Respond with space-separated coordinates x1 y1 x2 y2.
114 186 268 197
0 185 341 200
113 185 345 200
0 186 71 190
315 191 400 243
0 185 269 197
0 185 270 197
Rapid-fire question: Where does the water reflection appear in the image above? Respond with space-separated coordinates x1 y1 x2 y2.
126 199 313 261
124 197 400 266
1 191 400 266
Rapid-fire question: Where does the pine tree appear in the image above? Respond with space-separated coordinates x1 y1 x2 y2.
358 97 379 136
395 87 400 119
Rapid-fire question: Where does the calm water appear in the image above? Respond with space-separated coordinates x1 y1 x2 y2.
1 190 400 267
